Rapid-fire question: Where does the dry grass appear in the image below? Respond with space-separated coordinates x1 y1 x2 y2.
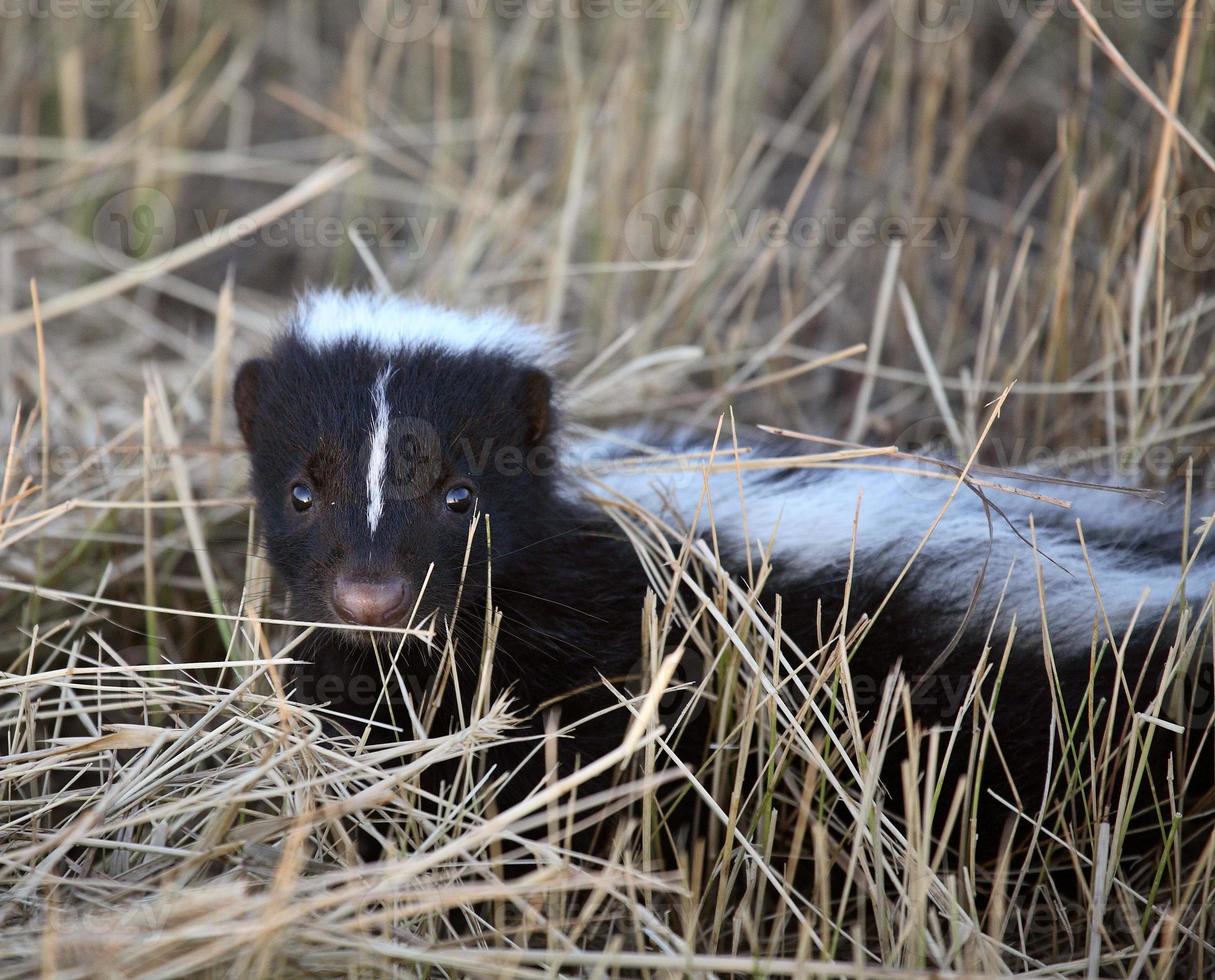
2 1 1215 976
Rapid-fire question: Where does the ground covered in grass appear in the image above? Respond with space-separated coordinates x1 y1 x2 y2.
2 1 1215 976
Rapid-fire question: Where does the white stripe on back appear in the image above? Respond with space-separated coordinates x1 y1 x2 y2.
573 431 1213 656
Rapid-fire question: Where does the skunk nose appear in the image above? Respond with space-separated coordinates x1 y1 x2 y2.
332 575 411 627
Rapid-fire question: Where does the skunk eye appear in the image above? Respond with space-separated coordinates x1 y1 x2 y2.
445 484 474 514
290 484 314 512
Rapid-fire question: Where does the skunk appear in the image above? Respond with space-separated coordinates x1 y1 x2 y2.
235 290 1215 844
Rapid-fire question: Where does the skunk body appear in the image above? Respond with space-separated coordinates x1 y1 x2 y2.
235 290 1214 841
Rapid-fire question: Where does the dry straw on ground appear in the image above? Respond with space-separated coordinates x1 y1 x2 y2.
2 1 1215 976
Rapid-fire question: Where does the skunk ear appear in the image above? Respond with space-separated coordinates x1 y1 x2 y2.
234 358 270 448
517 368 554 448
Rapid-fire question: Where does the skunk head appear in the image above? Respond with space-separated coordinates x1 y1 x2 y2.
234 291 561 636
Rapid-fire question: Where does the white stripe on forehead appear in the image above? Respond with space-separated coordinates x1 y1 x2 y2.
293 289 560 366
366 366 393 535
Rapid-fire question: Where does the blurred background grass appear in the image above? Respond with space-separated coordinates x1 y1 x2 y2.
2 0 1215 975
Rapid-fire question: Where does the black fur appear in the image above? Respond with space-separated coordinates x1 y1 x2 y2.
236 310 1214 855
236 331 662 819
